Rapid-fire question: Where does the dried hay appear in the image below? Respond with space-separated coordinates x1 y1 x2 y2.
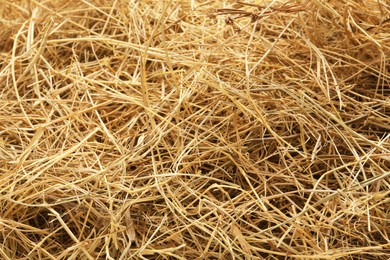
0 0 390 259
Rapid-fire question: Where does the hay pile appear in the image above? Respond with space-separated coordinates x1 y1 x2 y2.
1 0 389 259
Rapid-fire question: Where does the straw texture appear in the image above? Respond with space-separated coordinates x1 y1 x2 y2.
0 0 389 259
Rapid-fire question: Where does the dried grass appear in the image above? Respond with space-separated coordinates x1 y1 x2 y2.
1 0 390 259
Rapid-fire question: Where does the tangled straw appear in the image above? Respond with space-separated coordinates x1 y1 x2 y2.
0 0 389 259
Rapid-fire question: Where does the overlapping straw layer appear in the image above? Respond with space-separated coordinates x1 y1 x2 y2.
0 0 389 259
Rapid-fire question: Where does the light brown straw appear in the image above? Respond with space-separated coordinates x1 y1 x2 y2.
0 0 389 259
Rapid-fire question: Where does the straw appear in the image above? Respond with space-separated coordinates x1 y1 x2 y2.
0 0 389 259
